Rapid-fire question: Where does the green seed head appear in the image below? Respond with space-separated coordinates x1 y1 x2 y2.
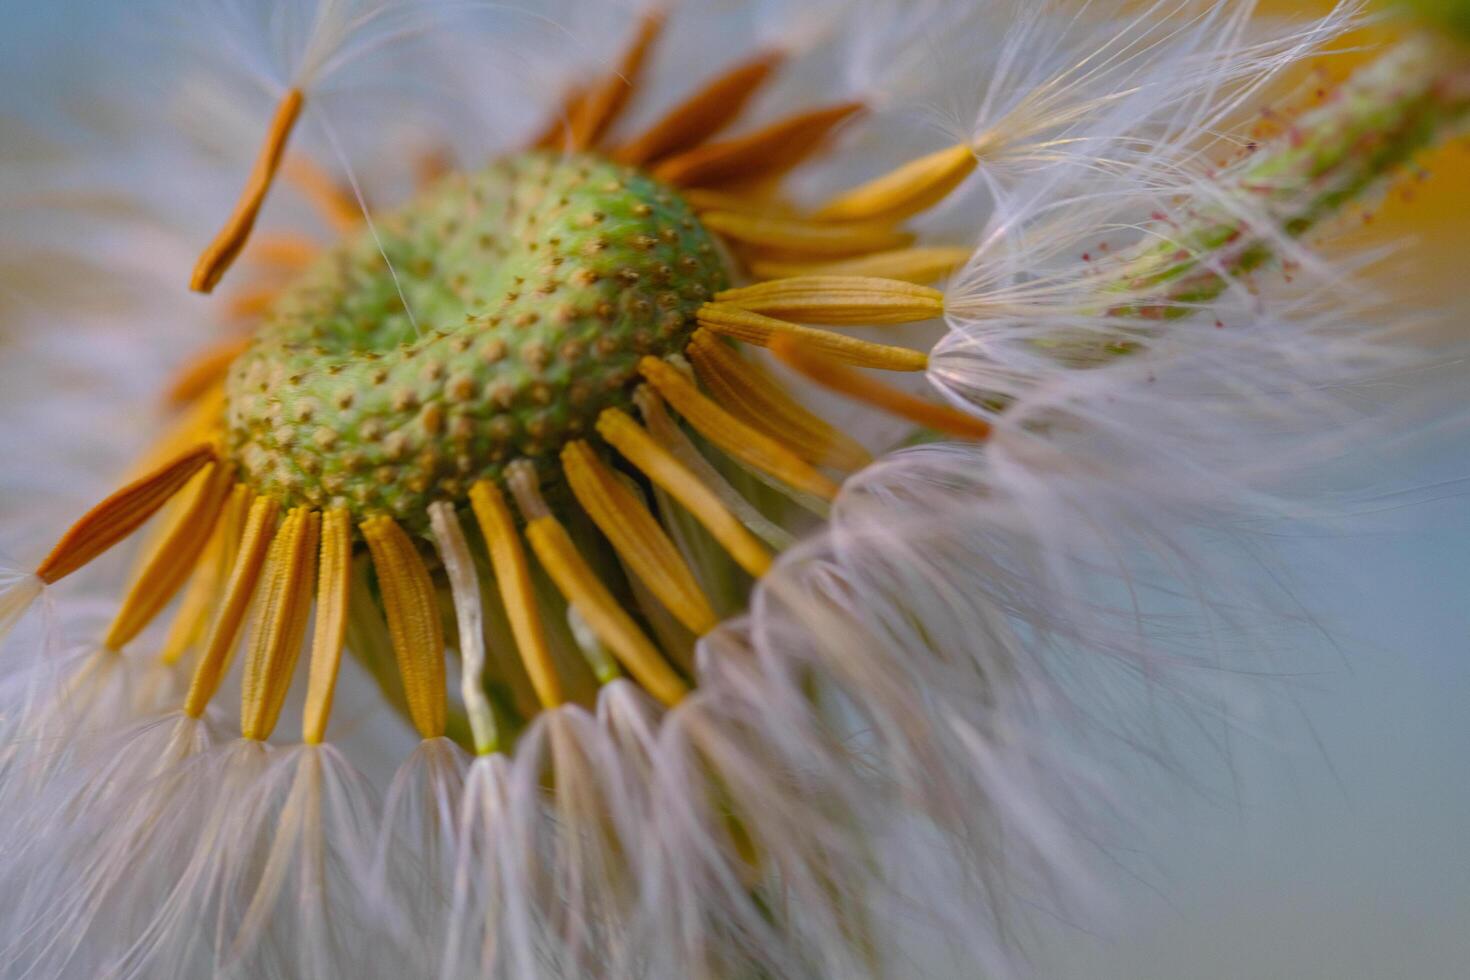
225 152 729 528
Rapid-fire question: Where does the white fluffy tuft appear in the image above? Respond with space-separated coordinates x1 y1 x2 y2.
0 563 43 647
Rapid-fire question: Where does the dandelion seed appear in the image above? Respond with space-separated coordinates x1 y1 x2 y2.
2 1 1466 976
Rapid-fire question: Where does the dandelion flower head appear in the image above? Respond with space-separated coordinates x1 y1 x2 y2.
1 0 1467 977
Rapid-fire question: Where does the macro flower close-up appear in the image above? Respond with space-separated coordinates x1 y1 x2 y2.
1 1 1467 977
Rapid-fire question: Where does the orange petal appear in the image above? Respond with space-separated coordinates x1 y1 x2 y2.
191 89 304 294
652 102 864 189
613 51 782 165
565 9 666 151
163 337 250 406
103 462 235 651
36 445 216 584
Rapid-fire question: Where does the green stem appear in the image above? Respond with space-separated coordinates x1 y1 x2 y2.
1111 33 1470 319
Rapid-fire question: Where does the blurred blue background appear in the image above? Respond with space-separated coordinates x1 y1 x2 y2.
1032 431 1470 978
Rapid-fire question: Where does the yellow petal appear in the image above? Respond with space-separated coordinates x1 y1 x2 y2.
524 515 688 707
715 275 945 325
159 482 251 665
562 440 719 635
638 356 839 500
469 480 565 710
302 507 351 744
183 493 281 717
362 515 448 740
240 508 320 741
685 328 870 470
696 303 928 372
813 143 977 223
597 408 772 578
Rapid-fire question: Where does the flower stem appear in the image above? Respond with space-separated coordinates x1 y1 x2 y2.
1114 33 1470 319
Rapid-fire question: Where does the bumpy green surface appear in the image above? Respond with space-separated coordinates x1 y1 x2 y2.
225 152 728 529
